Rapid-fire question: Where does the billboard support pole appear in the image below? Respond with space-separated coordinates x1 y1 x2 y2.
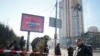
27 31 30 51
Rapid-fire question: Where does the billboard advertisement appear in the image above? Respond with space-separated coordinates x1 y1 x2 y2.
20 13 44 33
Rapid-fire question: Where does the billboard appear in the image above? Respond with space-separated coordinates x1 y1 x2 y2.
20 13 44 33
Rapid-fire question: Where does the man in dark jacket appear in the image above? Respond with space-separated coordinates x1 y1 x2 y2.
75 39 92 56
55 43 61 56
19 36 25 50
86 44 93 56
67 46 74 56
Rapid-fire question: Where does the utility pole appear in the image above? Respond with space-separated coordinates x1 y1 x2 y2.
54 0 58 47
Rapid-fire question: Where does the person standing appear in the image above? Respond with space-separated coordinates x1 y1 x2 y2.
55 43 61 56
44 45 49 56
19 36 25 50
9 40 19 50
67 46 74 56
86 43 93 56
9 40 20 56
74 39 92 56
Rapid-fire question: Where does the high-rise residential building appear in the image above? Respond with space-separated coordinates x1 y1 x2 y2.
59 0 84 38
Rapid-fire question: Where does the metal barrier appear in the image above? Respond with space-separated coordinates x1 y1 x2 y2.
0 49 47 54
0 49 62 56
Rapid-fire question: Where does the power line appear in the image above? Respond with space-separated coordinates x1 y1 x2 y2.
48 6 55 17
39 5 55 14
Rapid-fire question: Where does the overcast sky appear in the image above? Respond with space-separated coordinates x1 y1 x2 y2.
0 0 100 42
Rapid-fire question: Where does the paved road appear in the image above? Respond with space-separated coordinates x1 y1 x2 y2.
48 49 100 56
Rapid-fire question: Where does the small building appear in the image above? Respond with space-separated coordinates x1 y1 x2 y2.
88 26 98 32
82 32 100 49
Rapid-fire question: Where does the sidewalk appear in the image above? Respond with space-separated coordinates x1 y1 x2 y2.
93 53 100 56
48 48 100 56
48 49 67 56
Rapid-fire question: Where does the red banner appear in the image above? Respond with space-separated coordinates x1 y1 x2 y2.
20 13 44 33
